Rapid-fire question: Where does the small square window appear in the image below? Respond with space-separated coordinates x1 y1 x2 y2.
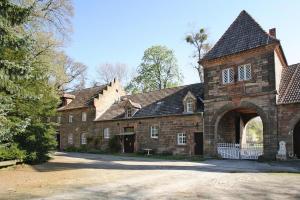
69 115 73 123
82 112 87 122
104 128 110 139
222 68 234 84
150 125 159 138
177 133 187 145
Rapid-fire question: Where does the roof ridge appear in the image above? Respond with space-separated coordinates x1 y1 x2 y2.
124 83 203 97
280 65 300 103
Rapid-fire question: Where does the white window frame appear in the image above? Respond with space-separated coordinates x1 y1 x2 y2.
82 112 87 122
57 116 61 124
238 64 252 81
68 133 73 145
222 68 234 84
81 133 87 145
69 115 73 123
177 133 187 145
150 125 159 139
104 128 110 139
126 107 132 118
186 99 194 113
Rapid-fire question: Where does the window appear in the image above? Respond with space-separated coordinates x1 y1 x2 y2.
238 64 251 81
81 133 87 145
57 116 61 123
68 133 73 144
150 125 159 138
177 133 187 145
126 107 132 118
69 115 73 123
104 128 110 139
186 99 194 113
82 112 87 122
222 68 234 84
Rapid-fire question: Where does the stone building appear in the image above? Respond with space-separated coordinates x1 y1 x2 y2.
57 10 300 159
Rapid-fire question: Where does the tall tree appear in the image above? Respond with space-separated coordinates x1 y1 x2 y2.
185 28 211 82
127 45 182 93
96 63 129 85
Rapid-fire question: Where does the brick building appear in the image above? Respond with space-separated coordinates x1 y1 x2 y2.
56 10 300 159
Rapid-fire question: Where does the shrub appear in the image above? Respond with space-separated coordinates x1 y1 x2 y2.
0 144 26 161
108 136 121 153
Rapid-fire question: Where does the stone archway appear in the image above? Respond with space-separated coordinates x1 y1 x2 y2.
211 101 270 159
293 120 300 158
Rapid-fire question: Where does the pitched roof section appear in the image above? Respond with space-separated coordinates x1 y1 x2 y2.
58 84 107 111
202 10 279 61
96 83 204 121
278 63 300 104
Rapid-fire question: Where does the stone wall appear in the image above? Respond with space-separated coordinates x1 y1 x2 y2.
202 46 279 159
277 103 300 155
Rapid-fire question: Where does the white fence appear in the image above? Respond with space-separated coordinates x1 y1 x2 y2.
217 143 263 160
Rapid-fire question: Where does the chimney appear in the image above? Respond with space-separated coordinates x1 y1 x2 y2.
269 28 276 38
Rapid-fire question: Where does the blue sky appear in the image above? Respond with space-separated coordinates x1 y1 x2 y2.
65 0 300 86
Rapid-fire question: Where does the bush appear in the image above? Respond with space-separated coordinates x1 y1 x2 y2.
108 136 121 153
14 123 57 164
0 144 26 161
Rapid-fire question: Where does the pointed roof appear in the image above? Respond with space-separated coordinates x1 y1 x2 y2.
202 10 279 61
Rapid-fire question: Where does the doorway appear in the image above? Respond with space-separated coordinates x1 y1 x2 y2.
56 133 61 150
124 134 135 153
294 121 300 158
194 132 203 155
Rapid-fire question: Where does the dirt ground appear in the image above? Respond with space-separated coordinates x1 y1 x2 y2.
0 152 299 200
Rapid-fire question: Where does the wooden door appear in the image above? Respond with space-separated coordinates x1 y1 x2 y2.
194 132 203 155
124 134 135 153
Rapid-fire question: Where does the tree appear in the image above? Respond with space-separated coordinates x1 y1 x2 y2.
185 28 211 82
0 0 75 163
126 45 182 93
96 63 130 85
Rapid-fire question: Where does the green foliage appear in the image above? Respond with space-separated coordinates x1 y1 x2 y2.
246 117 263 144
185 28 211 82
14 122 57 164
0 143 26 161
126 45 182 93
108 136 121 153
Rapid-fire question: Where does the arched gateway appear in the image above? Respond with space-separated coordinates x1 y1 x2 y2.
293 121 300 158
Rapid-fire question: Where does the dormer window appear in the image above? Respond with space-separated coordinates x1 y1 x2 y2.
238 64 251 81
222 68 234 84
126 107 132 118
183 91 196 113
186 99 193 113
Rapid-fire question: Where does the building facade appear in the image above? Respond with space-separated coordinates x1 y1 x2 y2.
56 11 300 160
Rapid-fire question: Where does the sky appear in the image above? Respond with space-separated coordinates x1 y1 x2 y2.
65 0 300 86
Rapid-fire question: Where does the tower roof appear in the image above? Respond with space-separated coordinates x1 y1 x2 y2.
202 10 279 61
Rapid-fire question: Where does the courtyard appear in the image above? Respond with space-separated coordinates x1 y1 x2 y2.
0 152 299 200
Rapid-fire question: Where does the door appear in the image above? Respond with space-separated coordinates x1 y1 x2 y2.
124 134 135 153
194 132 203 155
56 133 61 150
294 122 300 158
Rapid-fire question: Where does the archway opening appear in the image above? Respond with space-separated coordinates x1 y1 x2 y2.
216 108 264 159
294 121 300 158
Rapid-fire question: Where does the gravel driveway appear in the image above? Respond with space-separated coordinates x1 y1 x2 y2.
0 152 299 200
